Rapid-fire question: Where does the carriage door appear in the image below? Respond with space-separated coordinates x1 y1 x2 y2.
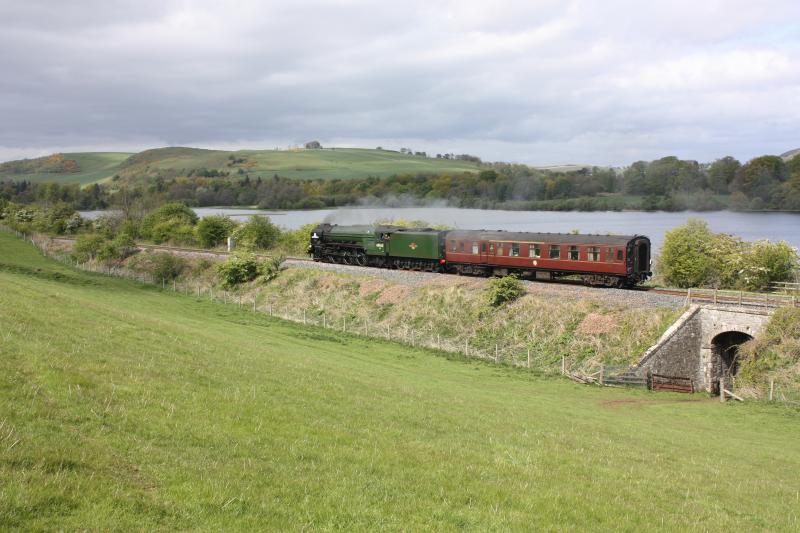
478 240 488 264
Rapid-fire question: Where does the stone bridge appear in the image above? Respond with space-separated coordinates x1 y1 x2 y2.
635 305 772 393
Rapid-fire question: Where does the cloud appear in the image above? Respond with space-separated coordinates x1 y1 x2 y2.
1 0 799 165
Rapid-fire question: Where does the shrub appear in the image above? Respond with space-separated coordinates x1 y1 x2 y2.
276 222 319 255
196 215 237 248
72 233 106 262
657 219 719 288
151 253 186 282
140 203 198 242
216 253 284 288
231 216 279 250
97 233 137 263
658 219 799 290
216 253 263 287
485 275 525 307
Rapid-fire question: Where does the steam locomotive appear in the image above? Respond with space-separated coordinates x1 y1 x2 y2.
309 224 651 288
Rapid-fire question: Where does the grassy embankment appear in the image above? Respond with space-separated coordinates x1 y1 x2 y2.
2 231 800 530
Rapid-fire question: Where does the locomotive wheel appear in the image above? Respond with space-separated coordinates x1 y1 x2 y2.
341 254 352 265
354 252 367 266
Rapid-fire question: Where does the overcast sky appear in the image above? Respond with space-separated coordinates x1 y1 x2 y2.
1 0 798 165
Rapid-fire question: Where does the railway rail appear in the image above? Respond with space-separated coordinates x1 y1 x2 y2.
49 237 798 308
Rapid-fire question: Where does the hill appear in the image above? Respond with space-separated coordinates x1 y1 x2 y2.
0 152 132 185
780 147 800 161
1 230 799 530
0 147 483 185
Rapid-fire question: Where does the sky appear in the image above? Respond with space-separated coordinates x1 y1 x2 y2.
1 0 799 166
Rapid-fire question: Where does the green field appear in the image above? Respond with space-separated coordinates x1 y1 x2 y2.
1 231 799 530
0 152 133 185
1 147 482 184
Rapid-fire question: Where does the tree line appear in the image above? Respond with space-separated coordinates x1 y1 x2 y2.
2 152 799 212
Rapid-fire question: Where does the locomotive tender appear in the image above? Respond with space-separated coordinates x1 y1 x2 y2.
309 223 651 288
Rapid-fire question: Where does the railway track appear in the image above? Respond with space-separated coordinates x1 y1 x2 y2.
49 237 797 308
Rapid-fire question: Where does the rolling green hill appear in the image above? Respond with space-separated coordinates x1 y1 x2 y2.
0 152 133 185
1 230 799 530
1 147 482 185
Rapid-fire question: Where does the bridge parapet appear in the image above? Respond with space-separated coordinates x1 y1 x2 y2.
636 305 772 393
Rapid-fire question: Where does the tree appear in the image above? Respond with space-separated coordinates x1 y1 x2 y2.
304 141 322 149
196 215 237 248
707 156 741 194
732 155 788 204
231 216 279 250
657 219 718 288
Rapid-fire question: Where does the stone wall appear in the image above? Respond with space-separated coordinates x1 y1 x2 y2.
636 306 704 386
635 305 772 392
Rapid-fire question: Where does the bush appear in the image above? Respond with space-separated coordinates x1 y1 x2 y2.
150 253 186 282
485 275 525 307
231 216 279 250
96 233 137 263
216 253 284 288
276 222 319 255
657 219 720 288
140 203 198 242
72 233 106 262
196 216 237 248
658 219 799 290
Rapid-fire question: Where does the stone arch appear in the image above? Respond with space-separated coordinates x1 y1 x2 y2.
709 330 753 394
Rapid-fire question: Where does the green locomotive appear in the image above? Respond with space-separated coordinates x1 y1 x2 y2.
309 223 446 270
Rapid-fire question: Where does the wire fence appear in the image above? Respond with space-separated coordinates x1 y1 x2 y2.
6 224 800 407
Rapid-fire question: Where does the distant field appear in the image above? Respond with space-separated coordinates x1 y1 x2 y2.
0 152 132 185
0 147 482 184
1 231 799 530
122 146 483 180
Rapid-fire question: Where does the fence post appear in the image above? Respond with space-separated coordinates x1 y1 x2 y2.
210 288 213 301
465 339 468 357
713 289 717 305
686 288 692 306
342 317 346 332
253 299 256 312
720 380 726 403
437 334 440 350
527 349 531 369
173 280 176 292
411 330 414 347
303 309 306 325
322 313 325 328
561 355 565 375
495 344 498 364
599 364 605 386
769 379 774 401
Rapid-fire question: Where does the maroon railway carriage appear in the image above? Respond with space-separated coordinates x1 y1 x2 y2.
443 231 651 287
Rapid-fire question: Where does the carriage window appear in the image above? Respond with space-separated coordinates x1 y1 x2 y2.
606 247 613 262
529 244 541 258
472 242 479 254
450 240 456 252
510 243 520 257
617 249 624 261
588 246 600 261
568 246 579 260
459 241 464 253
489 243 495 254
549 245 560 259
482 243 487 253
497 243 503 255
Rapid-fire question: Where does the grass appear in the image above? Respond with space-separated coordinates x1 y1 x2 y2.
123 147 482 180
0 152 133 185
1 147 482 184
1 231 799 530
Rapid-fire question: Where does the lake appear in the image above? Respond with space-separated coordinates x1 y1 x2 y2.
80 207 800 252
192 207 800 252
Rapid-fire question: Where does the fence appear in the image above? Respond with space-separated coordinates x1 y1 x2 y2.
7 225 800 406
685 287 799 308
